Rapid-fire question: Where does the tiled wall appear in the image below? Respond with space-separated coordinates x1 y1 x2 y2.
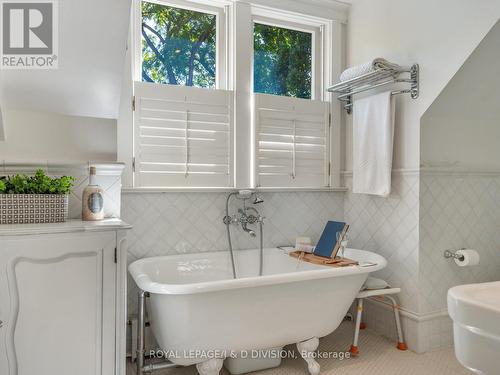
419 171 500 313
344 172 420 312
122 191 345 315
344 170 500 353
343 171 434 352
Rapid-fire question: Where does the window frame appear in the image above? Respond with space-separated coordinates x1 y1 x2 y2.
133 0 229 90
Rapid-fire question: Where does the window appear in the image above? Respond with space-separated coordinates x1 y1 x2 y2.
254 23 312 99
139 0 226 89
133 0 232 188
252 17 329 188
129 1 339 189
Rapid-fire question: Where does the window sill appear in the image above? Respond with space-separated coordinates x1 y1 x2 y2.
122 187 236 194
255 187 348 192
121 187 348 194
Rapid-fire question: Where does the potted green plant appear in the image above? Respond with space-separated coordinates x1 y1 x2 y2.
0 169 76 224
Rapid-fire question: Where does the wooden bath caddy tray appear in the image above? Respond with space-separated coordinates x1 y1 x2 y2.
289 251 358 267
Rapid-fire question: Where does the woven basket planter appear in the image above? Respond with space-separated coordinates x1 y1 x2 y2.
0 194 69 224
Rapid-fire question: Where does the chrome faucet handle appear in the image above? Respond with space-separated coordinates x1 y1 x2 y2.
237 209 249 224
246 214 258 224
223 215 238 225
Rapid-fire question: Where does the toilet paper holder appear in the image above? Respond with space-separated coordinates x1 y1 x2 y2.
443 249 465 261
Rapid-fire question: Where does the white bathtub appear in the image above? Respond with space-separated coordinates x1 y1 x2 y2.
129 247 386 369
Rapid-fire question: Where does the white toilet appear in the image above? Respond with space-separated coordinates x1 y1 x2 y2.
448 281 500 374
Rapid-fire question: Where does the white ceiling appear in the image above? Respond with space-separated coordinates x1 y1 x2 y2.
423 19 500 120
1 0 131 120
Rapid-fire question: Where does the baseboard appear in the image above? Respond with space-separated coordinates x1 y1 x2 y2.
361 298 453 354
364 296 449 322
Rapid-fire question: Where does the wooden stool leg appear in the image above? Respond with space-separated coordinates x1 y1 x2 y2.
385 295 407 351
350 298 363 355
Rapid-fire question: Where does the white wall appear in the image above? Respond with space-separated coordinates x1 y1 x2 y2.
0 70 5 140
0 0 131 162
343 1 500 352
117 34 134 187
421 20 500 170
0 110 117 162
1 0 131 120
345 0 500 170
416 20 500 352
0 106 4 141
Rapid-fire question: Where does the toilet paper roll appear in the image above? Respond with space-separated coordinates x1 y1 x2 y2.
454 249 480 267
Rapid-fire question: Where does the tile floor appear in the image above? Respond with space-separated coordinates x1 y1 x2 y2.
127 321 472 375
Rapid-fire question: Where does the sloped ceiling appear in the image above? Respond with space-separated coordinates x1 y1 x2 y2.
423 19 500 121
421 19 500 169
1 0 131 119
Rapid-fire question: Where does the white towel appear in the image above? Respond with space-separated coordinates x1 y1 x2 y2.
340 58 401 82
352 91 395 197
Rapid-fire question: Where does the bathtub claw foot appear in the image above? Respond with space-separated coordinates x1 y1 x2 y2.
297 337 320 375
196 358 224 375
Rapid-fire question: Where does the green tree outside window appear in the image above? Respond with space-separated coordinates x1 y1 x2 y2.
141 2 312 99
254 23 312 99
141 1 216 88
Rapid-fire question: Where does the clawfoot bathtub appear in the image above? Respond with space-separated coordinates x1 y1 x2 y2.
129 247 386 374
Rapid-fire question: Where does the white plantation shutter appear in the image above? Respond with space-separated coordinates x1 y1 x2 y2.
133 82 233 187
255 94 330 188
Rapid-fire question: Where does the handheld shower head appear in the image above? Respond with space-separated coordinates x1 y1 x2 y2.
253 194 264 204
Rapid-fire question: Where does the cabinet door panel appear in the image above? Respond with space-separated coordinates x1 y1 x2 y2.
0 232 116 375
14 251 102 375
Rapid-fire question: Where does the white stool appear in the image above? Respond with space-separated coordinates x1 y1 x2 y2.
349 282 407 355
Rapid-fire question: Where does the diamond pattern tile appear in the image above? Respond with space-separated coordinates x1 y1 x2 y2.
344 173 420 313
419 172 500 312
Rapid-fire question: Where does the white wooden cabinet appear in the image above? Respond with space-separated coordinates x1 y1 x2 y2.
0 220 130 375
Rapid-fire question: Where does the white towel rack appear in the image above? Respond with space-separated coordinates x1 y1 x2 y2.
327 63 419 114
